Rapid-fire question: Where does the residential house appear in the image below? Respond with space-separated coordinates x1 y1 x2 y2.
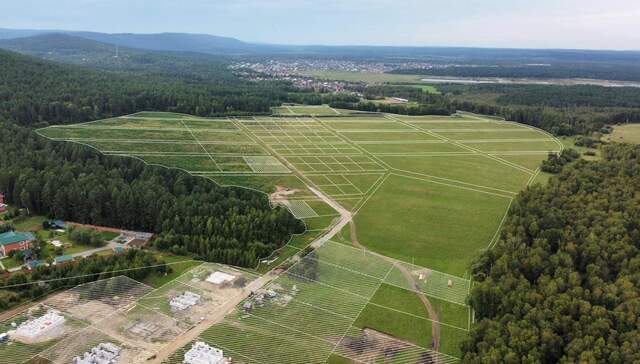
0 193 7 213
0 231 35 257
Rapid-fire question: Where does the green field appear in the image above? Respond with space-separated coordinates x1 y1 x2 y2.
354 174 511 275
37 109 562 362
604 123 640 144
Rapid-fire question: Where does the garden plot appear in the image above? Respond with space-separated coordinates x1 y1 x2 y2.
39 326 151 364
182 118 238 130
167 239 469 363
0 277 152 364
433 130 550 141
87 140 206 154
77 116 188 129
253 130 343 144
100 305 188 352
39 127 195 142
0 305 86 364
284 200 319 219
339 130 440 142
44 275 153 324
462 140 563 152
243 156 290 173
137 280 229 326
322 120 413 130
334 326 459 364
378 154 532 193
284 155 385 174
407 121 526 130
269 142 361 156
359 141 468 154
174 263 258 298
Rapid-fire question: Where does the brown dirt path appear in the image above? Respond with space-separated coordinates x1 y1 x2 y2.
348 220 442 352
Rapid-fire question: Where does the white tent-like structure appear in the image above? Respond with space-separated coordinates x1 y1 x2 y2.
183 341 226 364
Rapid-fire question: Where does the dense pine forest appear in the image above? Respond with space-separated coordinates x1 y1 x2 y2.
463 144 640 363
0 123 303 267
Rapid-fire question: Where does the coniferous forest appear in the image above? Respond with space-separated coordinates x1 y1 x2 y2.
463 144 640 363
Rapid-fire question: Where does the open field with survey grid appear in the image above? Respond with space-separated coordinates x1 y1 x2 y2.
36 106 562 362
37 108 561 277
0 264 259 364
161 240 470 363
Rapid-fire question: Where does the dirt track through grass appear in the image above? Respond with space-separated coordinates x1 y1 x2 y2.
348 220 442 352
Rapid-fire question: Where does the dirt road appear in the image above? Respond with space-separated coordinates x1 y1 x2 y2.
348 220 442 352
148 273 277 363
149 186 352 364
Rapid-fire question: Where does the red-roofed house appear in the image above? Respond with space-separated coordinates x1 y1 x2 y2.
0 194 7 213
0 231 35 257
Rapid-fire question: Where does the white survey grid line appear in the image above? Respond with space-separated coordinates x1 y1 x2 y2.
323 263 395 363
385 114 535 175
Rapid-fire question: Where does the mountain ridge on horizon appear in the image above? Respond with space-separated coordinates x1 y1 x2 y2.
2 27 640 55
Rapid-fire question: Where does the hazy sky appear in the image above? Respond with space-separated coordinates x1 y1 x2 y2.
2 0 640 50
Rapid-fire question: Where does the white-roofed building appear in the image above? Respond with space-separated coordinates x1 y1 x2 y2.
170 291 201 311
73 342 121 364
183 341 226 364
14 309 65 340
205 271 235 285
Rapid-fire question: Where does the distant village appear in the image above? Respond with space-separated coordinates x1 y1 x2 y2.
229 59 438 92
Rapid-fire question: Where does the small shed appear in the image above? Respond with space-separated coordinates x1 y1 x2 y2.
53 255 74 265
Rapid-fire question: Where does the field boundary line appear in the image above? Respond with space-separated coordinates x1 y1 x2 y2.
385 114 535 175
323 263 394 363
486 198 514 250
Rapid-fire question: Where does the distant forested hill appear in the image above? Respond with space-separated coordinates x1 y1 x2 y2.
463 144 640 363
0 48 290 125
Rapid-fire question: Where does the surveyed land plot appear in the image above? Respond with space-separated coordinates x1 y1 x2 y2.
37 112 561 278
164 241 468 364
32 111 565 362
0 276 156 364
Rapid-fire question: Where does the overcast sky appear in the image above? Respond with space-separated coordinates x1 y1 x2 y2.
2 0 639 50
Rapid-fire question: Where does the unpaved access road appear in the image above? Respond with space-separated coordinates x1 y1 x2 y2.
149 186 352 364
348 220 442 352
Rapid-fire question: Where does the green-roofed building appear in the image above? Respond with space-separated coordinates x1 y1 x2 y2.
53 255 74 265
0 231 35 257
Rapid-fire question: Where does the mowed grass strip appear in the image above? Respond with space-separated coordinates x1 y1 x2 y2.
354 175 512 276
130 111 193 119
392 114 479 122
462 140 562 152
39 127 194 141
492 153 550 171
287 105 339 115
201 318 333 364
86 141 204 154
435 130 550 140
137 155 219 172
379 154 531 192
181 118 237 129
322 121 413 130
79 117 187 129
360 142 468 154
201 143 268 155
339 131 439 142
407 121 525 130
190 130 255 143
